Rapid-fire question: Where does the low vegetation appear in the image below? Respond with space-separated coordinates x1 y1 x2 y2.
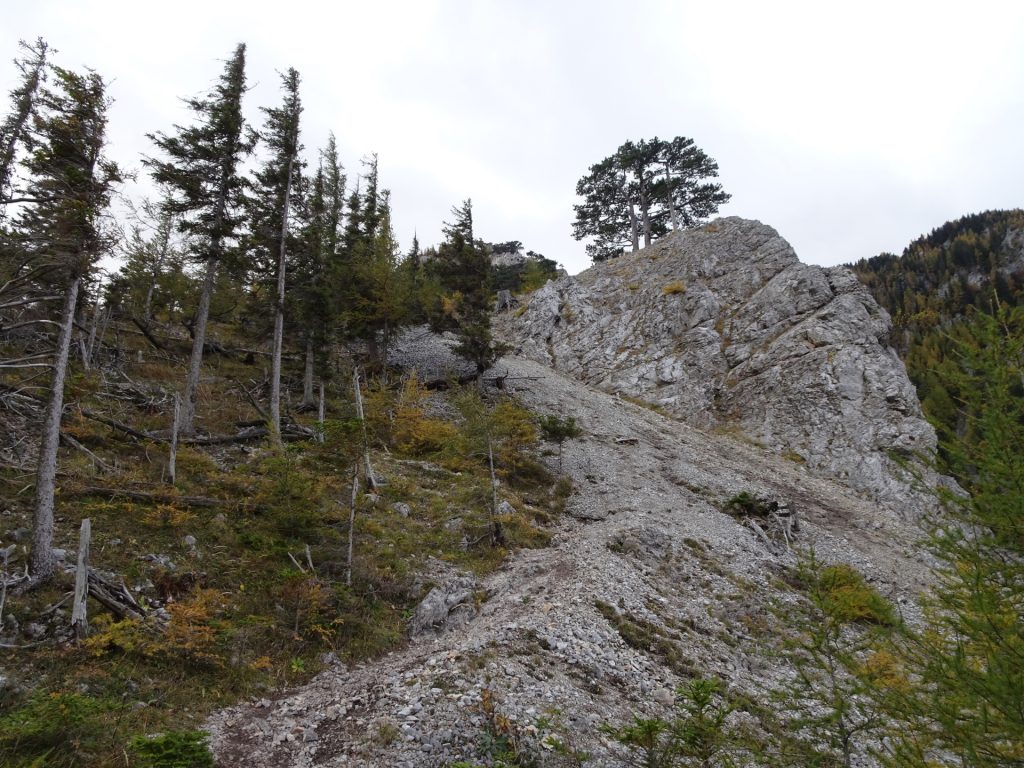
0 317 568 767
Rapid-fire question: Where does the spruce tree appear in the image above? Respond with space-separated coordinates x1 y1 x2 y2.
0 37 50 207
429 199 501 376
145 43 253 434
14 66 121 581
292 135 346 402
248 67 303 445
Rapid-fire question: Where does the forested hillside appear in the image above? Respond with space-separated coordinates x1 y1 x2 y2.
850 209 1024 440
0 40 569 765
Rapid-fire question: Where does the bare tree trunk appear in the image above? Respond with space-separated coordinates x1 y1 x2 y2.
352 367 377 489
487 433 504 547
640 187 652 248
144 207 174 321
316 380 325 444
71 518 90 639
84 296 103 368
168 392 180 485
346 462 359 587
269 156 295 448
302 336 315 408
665 161 679 231
181 259 217 435
31 276 80 582
628 202 640 253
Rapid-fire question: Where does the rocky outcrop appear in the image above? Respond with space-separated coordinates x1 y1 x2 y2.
498 217 936 511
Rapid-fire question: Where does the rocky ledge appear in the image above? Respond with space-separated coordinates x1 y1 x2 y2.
498 217 936 513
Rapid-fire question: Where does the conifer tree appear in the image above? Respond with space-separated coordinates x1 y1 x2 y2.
249 67 303 445
145 43 253 434
573 136 730 262
291 134 345 404
429 199 501 376
349 189 411 366
881 306 1024 768
14 66 121 581
0 37 50 207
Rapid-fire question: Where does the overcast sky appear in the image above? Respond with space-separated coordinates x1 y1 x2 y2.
3 0 1023 274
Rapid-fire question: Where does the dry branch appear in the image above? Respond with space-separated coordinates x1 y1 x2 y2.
87 569 144 621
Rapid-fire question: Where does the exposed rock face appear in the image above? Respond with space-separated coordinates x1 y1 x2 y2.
498 217 935 511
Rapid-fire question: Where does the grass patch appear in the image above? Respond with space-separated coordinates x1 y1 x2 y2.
595 600 697 677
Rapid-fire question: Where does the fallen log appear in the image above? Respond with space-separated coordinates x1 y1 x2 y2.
72 485 265 512
87 569 145 621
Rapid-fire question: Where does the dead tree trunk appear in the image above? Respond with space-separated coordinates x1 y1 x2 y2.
316 380 325 444
71 518 90 639
31 276 80 582
83 296 103 368
346 462 359 588
352 367 377 489
487 433 504 547
168 392 180 485
302 337 315 408
181 260 217 435
269 155 295 449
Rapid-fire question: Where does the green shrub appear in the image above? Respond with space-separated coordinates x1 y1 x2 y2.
131 730 214 768
0 691 112 767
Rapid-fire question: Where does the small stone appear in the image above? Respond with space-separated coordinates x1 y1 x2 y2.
183 534 197 549
392 502 412 517
302 729 318 743
653 688 674 707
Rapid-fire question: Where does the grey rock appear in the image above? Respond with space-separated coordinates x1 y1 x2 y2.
392 502 412 518
182 534 197 549
409 576 478 636
496 499 516 516
653 688 674 706
499 217 937 514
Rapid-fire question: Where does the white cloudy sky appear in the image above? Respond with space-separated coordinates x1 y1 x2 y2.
3 0 1023 274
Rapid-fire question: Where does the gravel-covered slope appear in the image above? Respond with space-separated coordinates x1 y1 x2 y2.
207 356 931 768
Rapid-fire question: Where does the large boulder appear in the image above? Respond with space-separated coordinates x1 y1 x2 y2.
498 217 936 512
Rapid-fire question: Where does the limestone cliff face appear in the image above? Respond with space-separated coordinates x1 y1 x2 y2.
498 217 935 510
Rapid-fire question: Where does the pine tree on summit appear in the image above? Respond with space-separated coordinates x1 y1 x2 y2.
573 136 729 262
145 43 253 435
